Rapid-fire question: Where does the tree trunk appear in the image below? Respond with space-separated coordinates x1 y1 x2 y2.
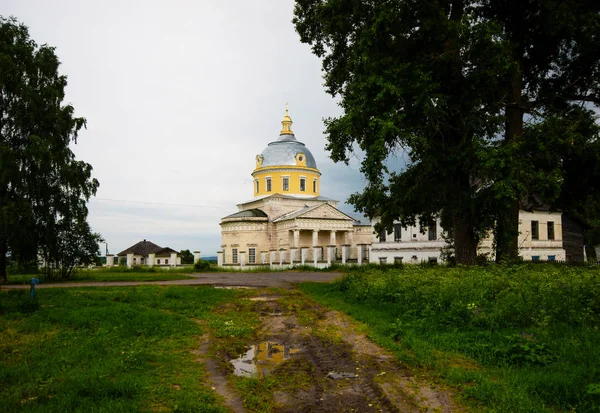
453 216 478 265
0 242 7 283
495 201 520 262
496 58 524 261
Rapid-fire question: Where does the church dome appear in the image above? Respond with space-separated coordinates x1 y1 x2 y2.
259 136 318 169
257 106 318 169
252 106 321 198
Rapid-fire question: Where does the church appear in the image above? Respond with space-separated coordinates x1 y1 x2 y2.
218 108 372 268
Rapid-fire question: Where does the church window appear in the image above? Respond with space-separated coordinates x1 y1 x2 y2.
165 259 169 265
300 177 306 191
379 229 386 242
548 255 556 261
547 222 555 240
255 180 259 193
249 248 256 264
428 225 437 240
266 177 272 192
394 224 402 241
313 179 317 192
282 177 289 191
379 257 387 264
531 221 539 240
232 248 238 264
133 257 136 264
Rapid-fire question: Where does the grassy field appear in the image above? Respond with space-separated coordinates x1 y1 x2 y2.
300 263 600 412
0 285 241 412
5 267 198 285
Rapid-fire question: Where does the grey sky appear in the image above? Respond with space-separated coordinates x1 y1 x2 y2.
3 0 379 256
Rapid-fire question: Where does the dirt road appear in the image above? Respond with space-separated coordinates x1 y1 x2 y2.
199 289 464 413
1 272 345 289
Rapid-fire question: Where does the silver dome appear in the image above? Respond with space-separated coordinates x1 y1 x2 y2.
259 134 318 169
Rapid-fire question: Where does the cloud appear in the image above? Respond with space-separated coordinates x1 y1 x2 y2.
2 0 376 255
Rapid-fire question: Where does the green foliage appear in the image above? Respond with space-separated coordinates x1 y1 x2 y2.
180 249 194 265
0 17 101 282
194 260 213 272
302 264 600 412
293 1 600 263
0 286 236 411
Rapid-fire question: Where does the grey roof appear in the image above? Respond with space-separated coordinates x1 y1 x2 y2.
117 240 163 256
155 247 180 257
222 209 268 219
237 194 337 206
258 133 318 169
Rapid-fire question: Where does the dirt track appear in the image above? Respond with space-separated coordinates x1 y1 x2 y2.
1 272 345 289
199 290 464 413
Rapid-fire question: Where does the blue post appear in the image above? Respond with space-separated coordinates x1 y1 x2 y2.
30 277 39 298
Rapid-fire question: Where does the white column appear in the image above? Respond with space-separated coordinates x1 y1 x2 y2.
330 231 336 245
327 246 335 266
357 245 363 265
270 250 277 266
239 251 246 268
127 253 134 268
260 251 268 264
313 247 319 266
301 248 308 265
312 230 319 246
105 254 113 267
341 245 348 264
193 251 201 263
170 252 177 267
293 230 300 247
217 251 224 267
290 248 297 264
279 249 285 265
148 253 155 267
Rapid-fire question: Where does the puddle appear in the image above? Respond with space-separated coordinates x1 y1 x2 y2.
230 341 302 378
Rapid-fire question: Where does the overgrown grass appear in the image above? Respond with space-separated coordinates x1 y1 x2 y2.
300 263 600 413
5 267 198 285
0 286 239 412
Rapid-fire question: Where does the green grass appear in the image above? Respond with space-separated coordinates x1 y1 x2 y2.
6 268 196 285
0 286 240 412
300 263 600 413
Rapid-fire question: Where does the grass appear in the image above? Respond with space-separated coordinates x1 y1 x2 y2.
0 285 240 412
299 263 600 413
5 267 197 285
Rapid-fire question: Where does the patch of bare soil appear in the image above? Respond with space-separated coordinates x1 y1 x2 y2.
199 291 466 413
192 327 246 412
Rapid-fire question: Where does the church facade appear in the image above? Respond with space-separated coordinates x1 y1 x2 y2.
218 108 372 268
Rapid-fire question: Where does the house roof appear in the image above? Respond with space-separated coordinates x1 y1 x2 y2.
117 240 180 257
155 247 180 257
117 240 163 256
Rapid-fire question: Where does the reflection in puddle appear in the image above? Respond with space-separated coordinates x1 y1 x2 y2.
230 342 302 378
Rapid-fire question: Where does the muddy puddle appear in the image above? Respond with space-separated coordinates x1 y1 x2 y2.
200 291 465 413
230 341 302 378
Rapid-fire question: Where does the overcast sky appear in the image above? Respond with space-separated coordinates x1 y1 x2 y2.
3 0 381 256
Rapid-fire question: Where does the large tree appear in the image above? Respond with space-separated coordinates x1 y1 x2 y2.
294 1 600 264
294 0 512 264
479 0 600 260
0 17 100 281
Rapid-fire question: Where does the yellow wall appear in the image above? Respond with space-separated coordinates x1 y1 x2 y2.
252 168 321 197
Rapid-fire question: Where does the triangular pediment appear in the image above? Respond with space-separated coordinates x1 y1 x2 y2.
274 203 354 222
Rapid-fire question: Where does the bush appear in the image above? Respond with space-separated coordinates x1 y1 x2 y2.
194 260 212 272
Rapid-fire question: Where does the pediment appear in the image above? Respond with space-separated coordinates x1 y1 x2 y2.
275 203 354 222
